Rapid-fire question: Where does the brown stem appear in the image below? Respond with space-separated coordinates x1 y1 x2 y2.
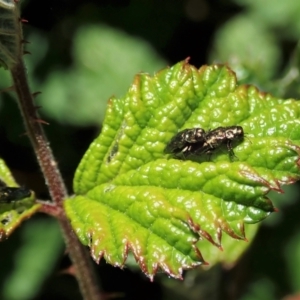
37 201 64 217
11 59 103 300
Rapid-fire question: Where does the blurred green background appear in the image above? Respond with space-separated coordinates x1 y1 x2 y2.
1 0 300 299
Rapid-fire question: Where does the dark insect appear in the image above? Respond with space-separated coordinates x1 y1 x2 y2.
0 186 31 203
165 125 244 160
194 126 244 159
164 128 206 156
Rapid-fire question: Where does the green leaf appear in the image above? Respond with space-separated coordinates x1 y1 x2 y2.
235 0 300 38
2 218 64 300
0 158 40 239
65 60 300 279
209 15 280 86
38 24 166 126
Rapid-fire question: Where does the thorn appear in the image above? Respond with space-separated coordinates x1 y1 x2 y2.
59 265 76 277
19 131 29 137
21 39 30 44
23 51 31 55
0 86 15 93
34 118 49 125
32 91 42 98
19 18 28 23
273 207 279 213
102 292 126 299
34 105 42 110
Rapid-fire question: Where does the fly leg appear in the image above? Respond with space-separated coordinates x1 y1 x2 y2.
227 140 238 161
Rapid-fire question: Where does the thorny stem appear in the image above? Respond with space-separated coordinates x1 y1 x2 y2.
0 2 104 298
10 55 103 300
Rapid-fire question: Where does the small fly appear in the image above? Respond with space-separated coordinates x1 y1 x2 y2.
164 128 206 157
165 125 244 160
194 126 244 159
0 186 31 203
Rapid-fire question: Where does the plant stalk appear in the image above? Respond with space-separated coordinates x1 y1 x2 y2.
11 58 103 300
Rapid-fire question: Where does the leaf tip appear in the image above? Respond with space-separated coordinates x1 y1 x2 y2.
192 244 208 266
184 56 191 64
222 222 246 241
240 169 281 193
188 217 222 248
